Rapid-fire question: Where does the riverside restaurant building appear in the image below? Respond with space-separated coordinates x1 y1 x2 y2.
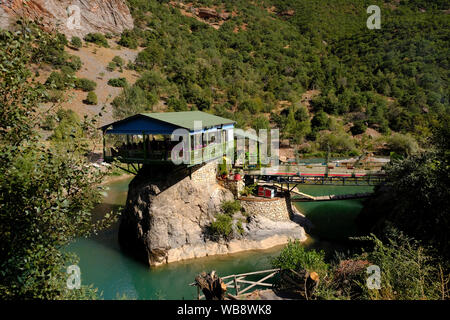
100 111 236 166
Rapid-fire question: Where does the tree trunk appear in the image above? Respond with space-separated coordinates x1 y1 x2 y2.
195 271 227 300
276 269 320 299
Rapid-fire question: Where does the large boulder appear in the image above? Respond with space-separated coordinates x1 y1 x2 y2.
119 162 234 266
0 0 134 38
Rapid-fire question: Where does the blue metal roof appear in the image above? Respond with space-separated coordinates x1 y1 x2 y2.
103 115 180 135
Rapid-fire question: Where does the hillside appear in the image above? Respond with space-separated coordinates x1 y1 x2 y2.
2 0 448 159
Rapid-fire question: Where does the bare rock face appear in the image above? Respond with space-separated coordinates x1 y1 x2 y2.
119 162 235 266
0 0 134 38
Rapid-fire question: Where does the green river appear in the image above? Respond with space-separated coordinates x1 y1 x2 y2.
66 177 374 300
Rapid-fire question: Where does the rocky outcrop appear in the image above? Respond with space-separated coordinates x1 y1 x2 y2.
197 7 230 20
119 162 234 266
0 0 133 38
119 161 308 267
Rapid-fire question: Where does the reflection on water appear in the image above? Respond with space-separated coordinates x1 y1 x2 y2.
67 177 373 300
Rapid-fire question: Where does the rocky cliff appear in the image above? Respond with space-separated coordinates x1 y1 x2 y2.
0 0 133 38
119 162 307 267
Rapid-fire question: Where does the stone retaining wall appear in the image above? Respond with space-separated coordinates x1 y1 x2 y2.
240 197 291 221
190 161 218 184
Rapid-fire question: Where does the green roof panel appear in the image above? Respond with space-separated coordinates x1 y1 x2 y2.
140 111 235 131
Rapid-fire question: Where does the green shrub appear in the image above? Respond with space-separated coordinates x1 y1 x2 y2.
272 240 329 275
236 220 245 236
218 163 228 176
84 33 109 47
84 91 98 105
45 71 72 90
318 132 355 154
112 56 125 67
252 116 270 131
221 200 241 216
208 214 233 241
41 114 56 130
107 77 128 87
75 78 97 92
70 36 82 49
238 98 263 113
240 184 257 197
106 61 117 72
311 111 329 131
135 45 163 69
356 231 443 300
65 55 82 71
60 65 75 76
167 97 188 112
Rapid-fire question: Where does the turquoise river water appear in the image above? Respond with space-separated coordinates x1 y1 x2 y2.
66 177 373 300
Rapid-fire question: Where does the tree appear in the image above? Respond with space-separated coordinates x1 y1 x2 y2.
74 78 97 92
386 133 419 156
135 45 163 69
112 85 157 119
118 29 139 49
252 116 270 131
0 27 116 299
294 105 309 122
83 33 109 47
318 132 355 154
107 77 128 88
350 120 367 135
311 111 329 131
167 96 188 112
51 109 83 142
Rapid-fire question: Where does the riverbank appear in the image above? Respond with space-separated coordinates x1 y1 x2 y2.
162 212 308 265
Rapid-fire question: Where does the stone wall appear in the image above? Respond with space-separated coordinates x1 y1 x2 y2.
190 160 218 184
240 197 291 221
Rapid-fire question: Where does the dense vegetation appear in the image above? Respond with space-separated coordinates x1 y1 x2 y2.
108 0 449 156
272 116 449 300
0 24 116 299
273 230 447 300
358 116 450 259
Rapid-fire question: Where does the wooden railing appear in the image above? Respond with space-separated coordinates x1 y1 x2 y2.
190 269 280 300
